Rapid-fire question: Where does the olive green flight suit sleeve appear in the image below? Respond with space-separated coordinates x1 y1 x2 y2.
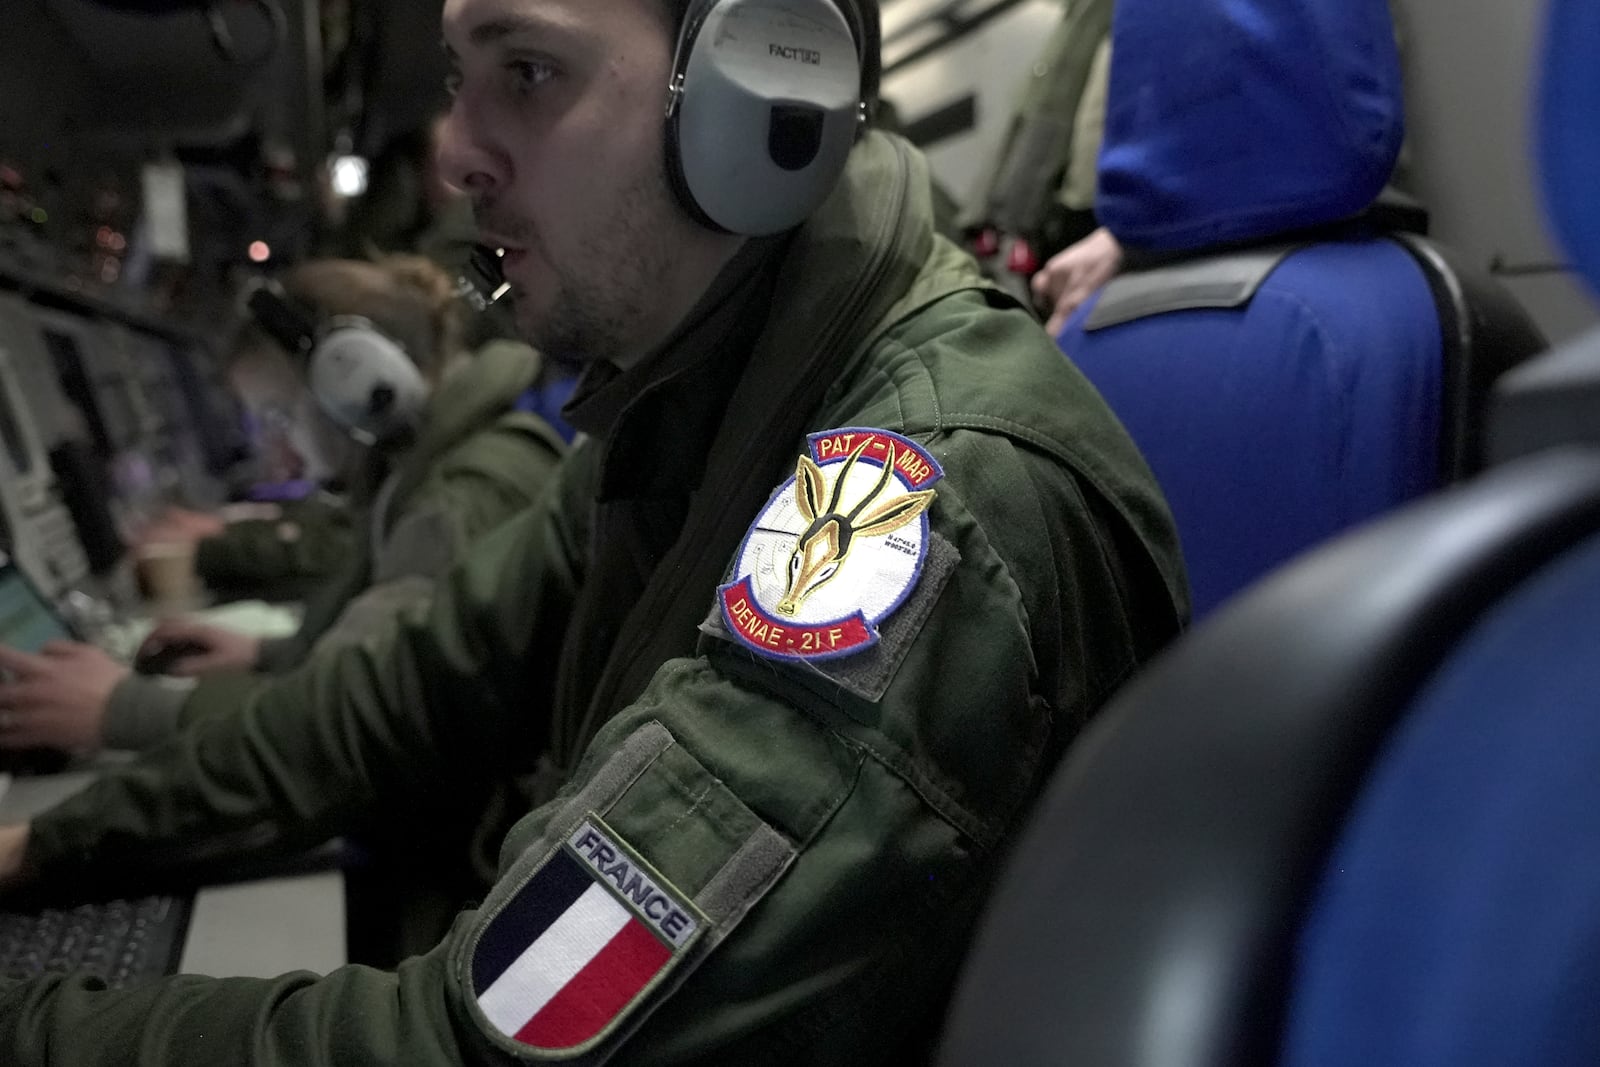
19 444 597 891
99 675 195 751
296 457 549 662
192 500 356 594
93 428 565 753
256 427 566 676
253 417 567 679
0 419 1174 1065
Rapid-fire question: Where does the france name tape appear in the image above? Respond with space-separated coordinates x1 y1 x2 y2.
470 817 704 1053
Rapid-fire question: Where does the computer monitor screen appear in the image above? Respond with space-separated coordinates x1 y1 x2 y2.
0 555 73 653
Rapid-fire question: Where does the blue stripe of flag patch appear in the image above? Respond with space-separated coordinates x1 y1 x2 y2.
471 846 593 995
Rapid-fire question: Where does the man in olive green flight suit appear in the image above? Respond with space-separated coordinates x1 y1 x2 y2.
0 0 1188 1061
0 340 563 756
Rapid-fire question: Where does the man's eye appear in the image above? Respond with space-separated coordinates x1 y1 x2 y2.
508 59 556 92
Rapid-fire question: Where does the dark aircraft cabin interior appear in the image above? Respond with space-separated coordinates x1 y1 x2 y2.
0 0 1598 1063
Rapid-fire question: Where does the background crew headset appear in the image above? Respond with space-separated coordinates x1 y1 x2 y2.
244 279 431 447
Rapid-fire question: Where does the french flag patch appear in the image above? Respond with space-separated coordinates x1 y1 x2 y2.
470 817 705 1054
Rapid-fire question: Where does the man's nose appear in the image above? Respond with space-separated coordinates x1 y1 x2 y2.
435 100 505 197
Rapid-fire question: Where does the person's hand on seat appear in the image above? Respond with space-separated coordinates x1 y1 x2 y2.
0 642 128 751
134 506 227 548
135 620 261 677
1032 227 1124 335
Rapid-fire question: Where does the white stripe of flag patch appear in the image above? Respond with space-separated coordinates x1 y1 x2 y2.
470 819 701 1051
477 884 632 1037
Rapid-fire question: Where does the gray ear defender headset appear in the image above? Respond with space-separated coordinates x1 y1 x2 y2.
245 280 430 445
666 0 866 236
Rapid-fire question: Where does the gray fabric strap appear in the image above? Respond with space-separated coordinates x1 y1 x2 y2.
694 822 797 927
1085 245 1304 330
101 674 196 751
368 467 403 562
550 720 675 836
699 531 961 704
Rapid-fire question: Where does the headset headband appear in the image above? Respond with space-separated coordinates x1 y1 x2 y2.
245 279 318 358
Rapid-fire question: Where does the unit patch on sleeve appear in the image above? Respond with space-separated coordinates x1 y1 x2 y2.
717 427 943 662
469 815 707 1057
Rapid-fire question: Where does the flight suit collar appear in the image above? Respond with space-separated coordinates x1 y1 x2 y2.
563 236 789 502
555 131 984 761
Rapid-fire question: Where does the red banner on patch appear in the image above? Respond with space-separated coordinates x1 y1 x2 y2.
808 429 942 490
720 578 875 660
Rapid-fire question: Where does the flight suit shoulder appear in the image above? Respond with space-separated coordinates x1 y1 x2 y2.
842 287 1191 635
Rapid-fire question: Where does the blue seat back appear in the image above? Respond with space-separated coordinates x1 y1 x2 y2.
940 0 1598 1056
1282 524 1600 1067
1060 237 1445 617
937 452 1600 1066
1277 0 1600 1043
1062 0 1545 619
1541 0 1600 298
513 375 578 445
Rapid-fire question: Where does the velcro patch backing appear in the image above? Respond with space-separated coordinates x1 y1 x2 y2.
702 530 960 703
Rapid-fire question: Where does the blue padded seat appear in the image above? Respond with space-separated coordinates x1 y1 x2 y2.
1283 528 1600 1067
936 452 1600 1067
939 0 1600 1057
1060 238 1444 617
1055 0 1544 619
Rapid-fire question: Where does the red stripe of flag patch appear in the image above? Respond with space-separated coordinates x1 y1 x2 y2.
471 817 703 1053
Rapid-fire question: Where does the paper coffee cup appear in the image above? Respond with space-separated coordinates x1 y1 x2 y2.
135 541 200 609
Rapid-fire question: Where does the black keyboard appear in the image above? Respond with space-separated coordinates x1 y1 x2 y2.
0 894 191 987
0 747 72 778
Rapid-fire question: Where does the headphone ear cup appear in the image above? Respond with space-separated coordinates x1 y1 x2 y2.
667 0 862 235
308 320 430 442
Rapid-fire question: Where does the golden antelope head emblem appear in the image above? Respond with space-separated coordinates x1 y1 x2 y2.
777 439 936 617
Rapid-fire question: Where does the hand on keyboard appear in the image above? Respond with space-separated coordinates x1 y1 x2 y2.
0 642 126 751
134 620 261 677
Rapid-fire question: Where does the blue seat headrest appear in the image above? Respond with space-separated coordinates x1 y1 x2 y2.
1097 0 1405 253
1540 0 1600 297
